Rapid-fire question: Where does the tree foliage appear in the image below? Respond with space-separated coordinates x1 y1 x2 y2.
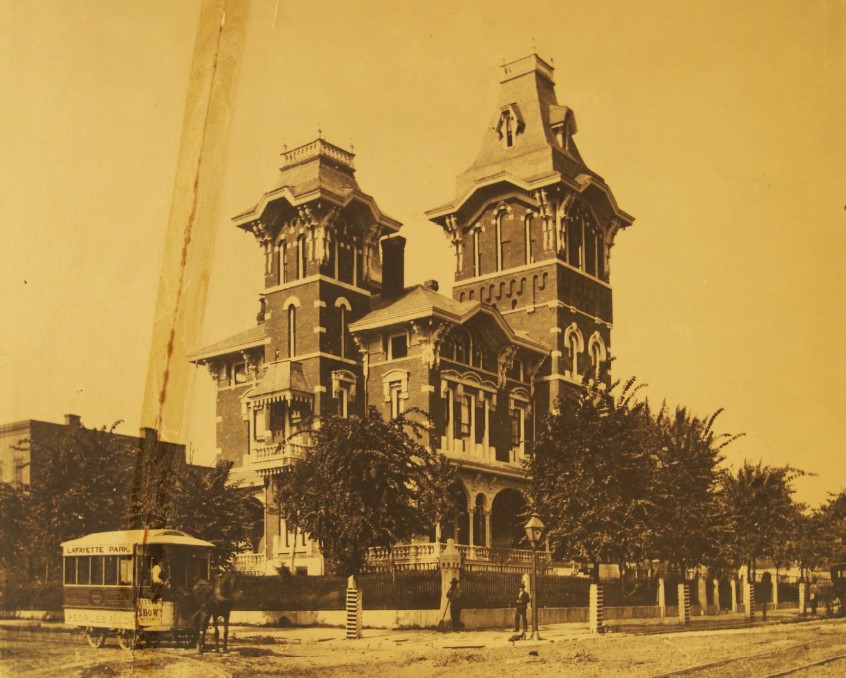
148 460 263 572
0 481 28 577
7 421 262 582
24 423 132 580
272 408 455 576
718 461 803 575
529 378 652 573
648 406 739 573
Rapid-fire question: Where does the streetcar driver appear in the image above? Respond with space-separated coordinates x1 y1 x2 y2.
150 555 170 602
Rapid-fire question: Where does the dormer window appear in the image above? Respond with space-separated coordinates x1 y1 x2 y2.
495 104 524 148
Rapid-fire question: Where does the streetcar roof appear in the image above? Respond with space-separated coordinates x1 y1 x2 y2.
61 529 214 554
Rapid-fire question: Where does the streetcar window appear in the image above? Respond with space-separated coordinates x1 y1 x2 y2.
90 556 104 585
118 556 133 585
104 556 118 585
64 557 77 585
138 555 153 587
77 556 91 585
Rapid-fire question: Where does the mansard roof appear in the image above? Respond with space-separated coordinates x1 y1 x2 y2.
189 325 267 362
349 285 547 355
425 54 633 228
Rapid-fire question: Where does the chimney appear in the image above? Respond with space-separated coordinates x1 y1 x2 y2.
380 235 406 299
64 413 81 428
140 427 158 447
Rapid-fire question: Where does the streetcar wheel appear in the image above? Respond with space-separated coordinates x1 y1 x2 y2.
85 628 106 648
117 629 138 651
174 630 192 649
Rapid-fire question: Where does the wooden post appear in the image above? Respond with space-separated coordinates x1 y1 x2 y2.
730 578 739 613
439 539 461 627
712 579 720 614
771 573 779 608
799 581 807 616
657 577 666 618
697 577 707 616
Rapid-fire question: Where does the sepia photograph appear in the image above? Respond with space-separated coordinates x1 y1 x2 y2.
1 0 845 675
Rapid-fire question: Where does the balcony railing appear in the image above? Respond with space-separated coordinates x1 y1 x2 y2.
281 138 355 169
251 440 311 474
365 542 542 571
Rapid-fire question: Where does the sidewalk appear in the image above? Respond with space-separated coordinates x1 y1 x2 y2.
0 607 819 651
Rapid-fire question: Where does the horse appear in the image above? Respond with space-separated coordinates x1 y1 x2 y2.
190 571 239 654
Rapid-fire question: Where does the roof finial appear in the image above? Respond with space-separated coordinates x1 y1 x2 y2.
532 36 537 54
317 126 323 140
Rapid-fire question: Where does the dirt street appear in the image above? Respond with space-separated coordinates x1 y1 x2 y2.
2 617 846 677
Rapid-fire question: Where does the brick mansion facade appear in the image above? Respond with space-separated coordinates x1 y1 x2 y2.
191 55 634 575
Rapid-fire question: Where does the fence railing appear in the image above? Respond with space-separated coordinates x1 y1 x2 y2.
233 552 266 575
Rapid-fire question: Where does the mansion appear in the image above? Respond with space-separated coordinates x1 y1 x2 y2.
191 54 633 575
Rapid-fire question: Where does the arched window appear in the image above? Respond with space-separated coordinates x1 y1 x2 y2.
296 235 307 279
339 305 347 358
473 229 481 276
564 323 584 380
569 333 580 378
287 305 296 358
524 215 533 265
277 241 287 285
495 213 504 272
588 332 607 380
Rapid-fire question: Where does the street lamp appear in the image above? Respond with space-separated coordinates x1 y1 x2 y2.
523 513 545 640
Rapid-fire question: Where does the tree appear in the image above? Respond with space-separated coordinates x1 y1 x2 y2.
0 482 29 579
24 422 132 581
648 406 739 575
718 461 802 579
155 460 263 572
528 378 653 579
272 408 455 576
815 490 846 567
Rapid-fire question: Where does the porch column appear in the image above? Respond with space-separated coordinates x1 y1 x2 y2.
467 508 476 555
483 399 491 460
434 521 442 543
484 505 492 548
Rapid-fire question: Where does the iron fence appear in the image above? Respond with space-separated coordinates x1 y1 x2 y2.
358 570 440 609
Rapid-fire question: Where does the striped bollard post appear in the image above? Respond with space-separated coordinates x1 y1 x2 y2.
678 582 690 624
346 575 362 639
589 582 604 634
744 578 755 619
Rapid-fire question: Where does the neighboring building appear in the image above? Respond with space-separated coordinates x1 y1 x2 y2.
0 414 186 488
192 54 634 575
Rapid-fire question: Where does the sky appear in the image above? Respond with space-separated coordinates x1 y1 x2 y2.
1 0 844 506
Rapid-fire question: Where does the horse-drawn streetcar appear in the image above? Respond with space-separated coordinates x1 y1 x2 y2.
62 529 214 649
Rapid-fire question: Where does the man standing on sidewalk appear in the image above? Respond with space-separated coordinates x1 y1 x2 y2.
514 582 530 636
447 578 462 631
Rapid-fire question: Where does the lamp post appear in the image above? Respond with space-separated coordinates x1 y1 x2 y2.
524 513 545 640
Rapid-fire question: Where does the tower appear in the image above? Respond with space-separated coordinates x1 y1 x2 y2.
426 54 634 409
